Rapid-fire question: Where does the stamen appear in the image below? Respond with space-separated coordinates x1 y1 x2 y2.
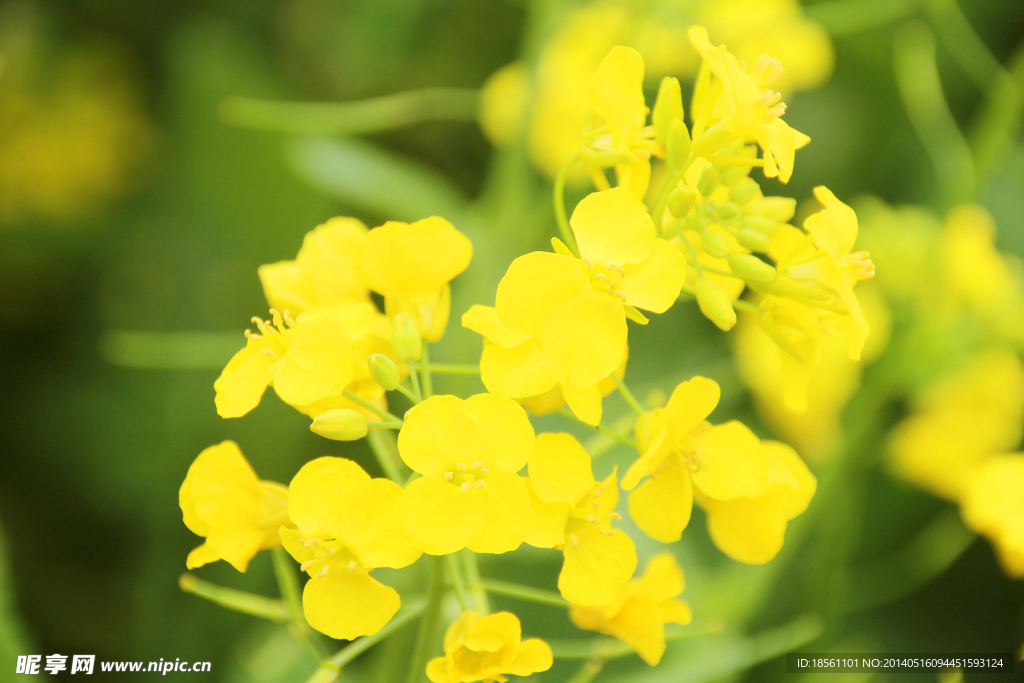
568 534 579 548
480 467 489 475
300 560 315 572
317 565 329 578
324 547 335 556
244 330 261 339
472 480 486 488
348 561 357 572
583 258 593 269
604 513 622 521
261 348 279 359
456 462 467 471
300 538 320 546
443 472 454 481
598 529 613 536
586 515 597 523
592 500 601 507
471 461 485 469
615 290 627 302
283 310 296 327
460 482 471 492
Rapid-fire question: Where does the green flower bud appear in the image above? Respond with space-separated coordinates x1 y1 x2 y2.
391 311 422 362
696 166 719 198
719 164 751 186
310 409 368 441
740 214 782 236
715 202 741 221
736 228 771 252
369 354 400 391
653 77 683 146
729 178 761 205
681 214 704 233
745 196 796 223
774 276 833 302
694 278 737 331
667 119 691 170
701 229 730 259
727 254 777 283
668 187 697 217
691 127 731 157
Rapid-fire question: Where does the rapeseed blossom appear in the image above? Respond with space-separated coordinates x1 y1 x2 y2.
524 433 637 605
398 394 535 555
426 611 553 683
280 457 421 640
179 441 288 572
961 455 1024 578
495 187 685 387
569 553 692 665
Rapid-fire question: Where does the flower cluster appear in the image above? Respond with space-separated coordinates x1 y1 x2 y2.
177 30 850 681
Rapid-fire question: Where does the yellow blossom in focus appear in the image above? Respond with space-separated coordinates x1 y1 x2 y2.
462 305 626 426
496 188 685 388
524 433 637 606
622 377 769 543
569 552 692 665
961 455 1024 578
889 350 1024 501
179 441 288 572
398 394 536 555
214 303 376 418
280 457 421 640
426 611 553 683
354 216 473 342
696 441 815 564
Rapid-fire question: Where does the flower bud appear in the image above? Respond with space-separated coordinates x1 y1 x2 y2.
774 276 833 302
696 166 719 198
691 128 731 157
729 178 761 205
736 228 771 252
369 354 400 391
391 311 422 362
719 165 751 187
715 202 741 221
667 119 691 170
310 409 368 441
727 254 777 283
746 196 796 222
740 214 782 236
701 229 730 259
667 187 697 217
694 278 736 331
653 77 683 146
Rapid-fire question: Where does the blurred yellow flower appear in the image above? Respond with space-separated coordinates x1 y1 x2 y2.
622 377 769 543
941 204 1018 316
696 441 815 564
478 62 529 148
961 454 1024 578
569 552 692 665
354 216 473 342
179 441 288 572
524 433 637 606
426 611 553 683
280 457 421 640
462 304 625 425
495 188 685 387
398 394 535 555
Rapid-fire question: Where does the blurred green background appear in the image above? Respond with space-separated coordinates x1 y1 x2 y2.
1 0 1022 681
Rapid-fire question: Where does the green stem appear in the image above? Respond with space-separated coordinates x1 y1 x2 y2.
557 408 637 449
675 228 704 279
404 556 446 683
417 363 481 375
367 429 407 482
554 152 582 256
394 382 421 404
445 555 470 612
272 549 326 664
219 87 480 136
343 389 403 423
805 0 919 37
613 375 645 416
367 421 403 431
476 579 568 607
651 156 696 233
461 550 489 614
584 411 639 459
420 343 434 398
684 257 740 279
408 361 423 399
178 573 288 622
565 660 604 683
969 42 1024 194
923 0 1004 91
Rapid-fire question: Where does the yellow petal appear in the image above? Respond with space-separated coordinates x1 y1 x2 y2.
506 639 554 676
297 301 376 341
608 599 669 665
528 433 595 505
270 316 353 407
805 186 857 259
560 521 637 606
480 339 558 398
621 417 668 491
569 188 655 267
468 471 534 554
660 598 693 625
761 441 817 520
398 395 483 475
303 568 400 640
562 382 603 426
615 158 651 202
354 217 472 295
765 119 796 183
464 393 536 473
298 217 370 305
690 421 768 500
258 261 316 315
522 478 571 548
426 657 450 683
628 458 692 543
462 304 531 348
664 377 721 435
185 543 221 569
338 478 422 569
203 490 267 572
279 526 315 565
588 46 646 151
401 474 484 555
618 238 687 313
704 496 788 564
543 288 627 387
214 338 275 418
495 252 588 337
635 552 685 601
287 457 371 539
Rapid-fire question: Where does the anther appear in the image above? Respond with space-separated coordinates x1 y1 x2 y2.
615 291 627 302
583 258 593 269
604 513 622 521
472 480 486 488
300 560 315 572
348 561 357 572
300 538 320 546
244 330 260 339
480 467 489 475
471 460 485 469
317 566 329 578
261 348 278 359
283 310 296 327
456 462 468 471
324 547 335 556
443 472 454 481
569 534 579 548
460 482 471 492
599 529 614 536
592 500 601 507
586 515 597 523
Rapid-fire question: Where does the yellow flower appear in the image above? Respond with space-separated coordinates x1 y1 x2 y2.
354 216 473 342
961 454 1024 578
941 204 1017 316
214 303 376 418
688 26 810 183
524 433 637 606
426 611 553 683
179 441 288 572
461 305 626 426
890 350 1024 501
258 217 370 314
495 188 685 387
696 441 815 564
569 553 692 666
622 377 769 543
280 457 421 640
479 63 529 148
398 394 536 555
